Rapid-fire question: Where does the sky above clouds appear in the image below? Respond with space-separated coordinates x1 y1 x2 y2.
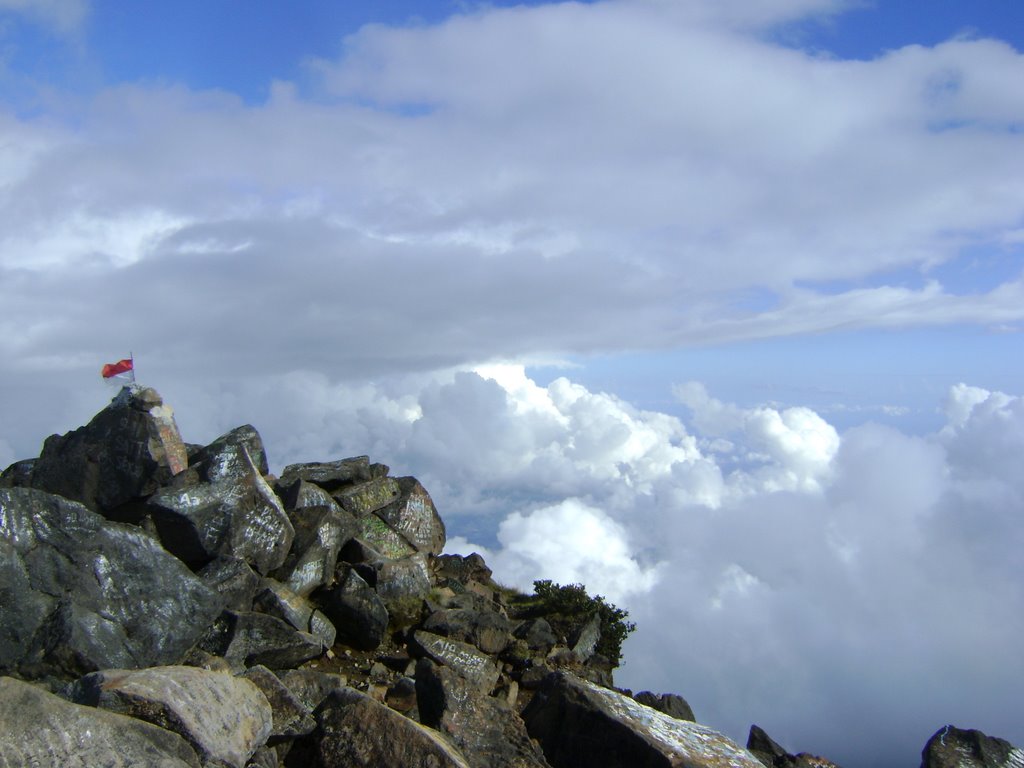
0 2 1022 766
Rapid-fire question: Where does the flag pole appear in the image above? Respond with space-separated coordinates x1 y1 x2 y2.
130 351 136 384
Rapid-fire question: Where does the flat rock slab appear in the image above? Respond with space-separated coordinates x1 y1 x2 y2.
0 487 224 677
70 665 273 768
522 672 765 768
296 686 471 768
412 630 500 693
0 676 200 768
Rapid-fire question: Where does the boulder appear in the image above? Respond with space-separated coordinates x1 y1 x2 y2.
291 686 471 768
635 691 695 722
188 424 269 479
921 725 1024 768
416 658 551 768
201 611 324 671
411 630 501 694
513 618 557 652
0 675 200 767
318 565 390 651
253 579 336 649
274 499 356 597
198 556 262 612
375 553 432 611
279 668 348 712
522 672 765 768
423 607 512 655
355 515 417 560
241 665 316 739
28 385 187 516
68 665 273 768
374 477 446 555
569 613 601 662
333 476 402 516
0 458 35 488
434 552 493 585
147 446 294 573
0 487 223 678
277 456 388 493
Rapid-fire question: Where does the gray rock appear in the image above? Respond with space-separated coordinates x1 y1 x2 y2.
423 607 512 655
0 675 200 767
202 611 324 671
433 552 493 584
275 500 356 597
416 658 551 768
189 424 269 480
375 477 446 555
277 456 388 493
317 565 389 651
0 487 223 678
69 665 272 768
921 725 1024 768
514 618 557 652
279 668 348 712
148 446 294 574
635 690 695 722
0 458 34 488
291 686 471 768
522 672 766 768
569 613 601 661
199 556 262 612
241 665 316 739
355 514 417 560
253 579 336 649
411 630 500 693
333 476 402 517
375 553 432 611
28 385 188 516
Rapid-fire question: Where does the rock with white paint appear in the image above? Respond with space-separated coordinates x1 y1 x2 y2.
0 676 200 768
921 725 1024 768
411 630 501 693
68 665 272 768
522 672 765 768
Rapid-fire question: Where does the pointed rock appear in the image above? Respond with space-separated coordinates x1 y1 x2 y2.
373 477 446 555
921 725 1024 768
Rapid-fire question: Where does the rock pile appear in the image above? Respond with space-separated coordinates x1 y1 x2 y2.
1 386 1020 768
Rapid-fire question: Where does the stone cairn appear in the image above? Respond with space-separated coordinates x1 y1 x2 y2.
1 386 1019 768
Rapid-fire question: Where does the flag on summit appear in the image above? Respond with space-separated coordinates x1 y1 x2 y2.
101 358 134 378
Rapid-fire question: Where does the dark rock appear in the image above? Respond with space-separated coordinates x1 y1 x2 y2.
253 580 336 650
423 607 512 655
635 690 696 722
199 556 262 612
416 658 551 768
189 424 270 479
0 487 223 678
241 665 316 739
385 676 418 713
279 669 348 712
569 613 601 661
921 725 1024 768
275 477 335 511
374 477 446 555
147 446 294 574
375 553 432 611
68 665 273 768
202 611 324 671
748 724 789 766
411 630 500 693
434 552 493 584
277 456 388 493
0 675 201 767
332 476 401 517
522 672 765 768
28 385 188 516
290 686 471 768
317 565 389 651
0 458 34 488
355 514 417 560
514 618 557 652
274 500 356 597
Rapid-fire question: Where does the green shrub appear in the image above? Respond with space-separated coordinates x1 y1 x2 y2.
525 580 636 667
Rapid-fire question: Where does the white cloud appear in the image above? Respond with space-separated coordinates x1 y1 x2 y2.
0 0 87 35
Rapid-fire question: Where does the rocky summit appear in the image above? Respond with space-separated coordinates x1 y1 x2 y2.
1 386 1020 768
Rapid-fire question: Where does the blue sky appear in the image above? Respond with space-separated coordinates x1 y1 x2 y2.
1 2 1022 767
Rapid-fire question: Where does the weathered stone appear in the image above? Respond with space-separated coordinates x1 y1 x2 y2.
748 724 788 766
433 552 493 585
386 676 418 713
198 556 262 612
317 565 389 651
921 725 1024 768
202 611 324 671
190 424 270 479
148 447 294 574
635 691 695 722
569 613 601 661
514 618 557 652
0 458 34 488
522 672 765 768
0 487 223 678
279 668 348 712
0 675 200 767
411 630 501 693
376 553 432 611
423 607 512 655
416 658 551 768
355 514 417 560
69 665 272 768
332 476 401 517
275 477 336 512
277 456 388 493
253 580 336 650
28 385 188 516
290 686 471 768
241 665 316 739
275 501 356 597
374 477 446 555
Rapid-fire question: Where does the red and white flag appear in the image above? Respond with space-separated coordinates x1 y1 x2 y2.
101 358 134 379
